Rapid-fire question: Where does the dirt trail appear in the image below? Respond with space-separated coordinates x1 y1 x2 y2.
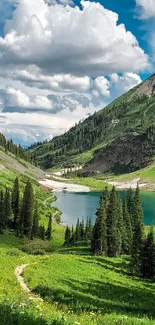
15 264 43 301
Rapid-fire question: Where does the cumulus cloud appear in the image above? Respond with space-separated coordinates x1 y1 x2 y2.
0 86 53 111
0 0 149 80
10 67 91 92
94 77 110 96
110 72 142 96
0 0 149 145
136 0 155 19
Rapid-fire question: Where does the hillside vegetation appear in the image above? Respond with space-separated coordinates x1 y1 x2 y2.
28 74 155 174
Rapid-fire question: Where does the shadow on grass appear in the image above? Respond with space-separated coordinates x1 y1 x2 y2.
33 276 155 319
0 303 65 325
78 256 129 275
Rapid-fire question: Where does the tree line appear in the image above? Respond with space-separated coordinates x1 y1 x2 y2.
0 178 52 241
0 132 31 162
64 185 155 280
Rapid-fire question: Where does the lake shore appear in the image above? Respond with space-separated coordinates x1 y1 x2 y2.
107 178 147 190
39 178 90 192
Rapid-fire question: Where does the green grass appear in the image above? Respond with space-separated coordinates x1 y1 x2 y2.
0 225 155 325
24 253 155 325
72 177 111 191
72 142 107 165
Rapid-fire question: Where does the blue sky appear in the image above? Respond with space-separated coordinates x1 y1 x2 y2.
0 0 154 145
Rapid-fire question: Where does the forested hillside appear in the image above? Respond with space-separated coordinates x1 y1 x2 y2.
28 74 155 172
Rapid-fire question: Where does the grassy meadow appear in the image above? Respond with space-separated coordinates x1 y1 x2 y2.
0 227 154 325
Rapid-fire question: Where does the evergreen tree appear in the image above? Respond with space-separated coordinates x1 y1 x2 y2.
130 184 144 275
107 187 119 257
39 225 45 240
79 218 85 240
64 226 71 245
116 194 124 255
91 197 107 255
4 188 11 229
70 225 75 245
46 213 52 240
21 181 34 239
141 228 155 279
32 201 39 238
102 186 110 211
122 198 133 254
126 187 135 231
75 218 80 242
11 178 20 229
85 217 92 242
17 200 24 237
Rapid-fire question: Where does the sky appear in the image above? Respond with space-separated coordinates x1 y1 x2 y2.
0 0 154 146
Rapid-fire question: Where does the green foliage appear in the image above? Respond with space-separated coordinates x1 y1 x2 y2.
11 177 20 229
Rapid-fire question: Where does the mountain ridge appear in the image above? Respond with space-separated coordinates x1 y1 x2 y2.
28 74 155 174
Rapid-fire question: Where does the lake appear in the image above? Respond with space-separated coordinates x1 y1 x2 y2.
53 191 155 226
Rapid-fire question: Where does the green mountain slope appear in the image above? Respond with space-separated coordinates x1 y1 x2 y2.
29 74 155 173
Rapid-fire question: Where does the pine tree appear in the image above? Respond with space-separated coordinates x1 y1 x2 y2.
75 218 80 242
102 186 110 211
116 194 124 255
79 218 85 240
39 225 45 240
130 184 144 275
32 201 39 238
46 213 52 240
64 226 71 245
70 225 75 245
107 187 119 257
4 188 11 229
126 187 135 231
21 181 34 239
141 228 155 279
122 198 133 254
91 197 107 255
11 178 20 229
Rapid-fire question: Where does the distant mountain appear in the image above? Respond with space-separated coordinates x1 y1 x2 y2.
28 74 155 174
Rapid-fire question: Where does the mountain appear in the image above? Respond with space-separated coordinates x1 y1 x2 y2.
0 133 45 186
28 74 155 174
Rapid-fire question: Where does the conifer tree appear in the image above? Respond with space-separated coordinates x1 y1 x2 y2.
79 218 85 240
102 186 110 211
122 198 133 254
70 225 75 245
11 178 20 229
141 228 155 279
130 184 144 274
4 188 11 229
39 225 45 240
21 181 34 239
126 187 135 231
46 213 52 240
75 218 80 241
91 197 107 255
32 201 39 238
17 200 24 237
107 187 119 257
116 194 124 255
64 226 71 245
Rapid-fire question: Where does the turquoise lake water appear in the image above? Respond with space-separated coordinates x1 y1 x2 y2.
53 191 155 226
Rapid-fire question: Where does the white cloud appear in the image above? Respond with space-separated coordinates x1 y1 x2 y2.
94 77 110 96
0 0 149 80
136 0 155 19
11 67 91 92
0 0 149 145
110 72 142 95
0 86 53 110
